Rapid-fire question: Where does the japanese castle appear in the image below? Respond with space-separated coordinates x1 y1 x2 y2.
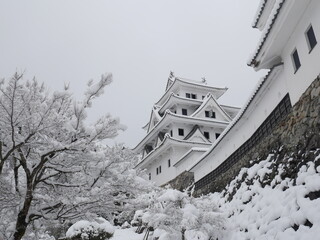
133 72 240 186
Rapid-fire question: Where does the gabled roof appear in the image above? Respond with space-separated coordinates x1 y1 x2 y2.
191 93 232 121
145 106 162 132
184 125 211 143
134 134 211 169
155 78 228 107
133 110 230 153
188 64 283 171
248 0 285 68
158 93 202 114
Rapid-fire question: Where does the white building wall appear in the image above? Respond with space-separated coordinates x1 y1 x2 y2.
176 151 207 175
281 0 320 105
147 146 189 186
193 68 288 182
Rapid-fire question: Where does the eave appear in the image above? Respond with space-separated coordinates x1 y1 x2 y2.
248 0 312 70
132 111 230 153
155 78 228 107
158 93 202 115
252 0 268 29
248 0 286 68
134 135 211 169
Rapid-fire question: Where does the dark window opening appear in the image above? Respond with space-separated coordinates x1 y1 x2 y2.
182 108 188 115
156 168 158 175
186 93 191 98
215 133 221 139
159 165 161 173
292 49 301 72
204 131 210 140
170 130 173 137
306 25 317 52
149 173 151 180
191 94 197 99
168 159 171 167
145 145 153 154
178 128 184 136
205 110 216 118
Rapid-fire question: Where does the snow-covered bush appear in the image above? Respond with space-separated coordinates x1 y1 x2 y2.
135 188 225 240
66 218 114 240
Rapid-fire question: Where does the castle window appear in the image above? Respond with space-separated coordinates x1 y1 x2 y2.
170 130 173 137
215 133 221 139
291 48 301 73
156 168 158 175
149 173 151 180
205 110 216 118
305 24 317 52
178 128 184 136
204 131 210 140
186 93 191 98
182 108 188 115
159 165 162 173
191 94 197 99
168 159 171 167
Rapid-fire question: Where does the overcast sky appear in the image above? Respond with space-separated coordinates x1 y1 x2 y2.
0 0 266 148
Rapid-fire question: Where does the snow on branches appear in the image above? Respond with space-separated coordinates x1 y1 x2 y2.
132 188 226 240
0 72 147 240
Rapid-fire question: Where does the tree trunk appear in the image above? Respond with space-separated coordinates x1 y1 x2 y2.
181 228 186 240
13 185 33 240
0 160 4 175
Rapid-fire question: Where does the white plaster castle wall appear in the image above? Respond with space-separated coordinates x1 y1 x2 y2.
193 68 288 182
175 150 207 175
193 0 320 183
147 146 190 185
281 0 320 105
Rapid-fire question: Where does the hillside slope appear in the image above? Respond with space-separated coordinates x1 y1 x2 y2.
211 149 320 239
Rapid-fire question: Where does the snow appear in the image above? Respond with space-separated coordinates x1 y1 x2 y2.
157 189 187 202
110 228 143 240
66 218 115 238
247 0 285 65
209 150 320 240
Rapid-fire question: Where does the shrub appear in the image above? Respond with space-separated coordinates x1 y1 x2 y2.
66 218 114 240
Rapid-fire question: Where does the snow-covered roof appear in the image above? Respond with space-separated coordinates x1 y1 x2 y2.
133 110 229 153
134 134 211 169
158 93 202 115
155 77 228 107
173 147 208 167
183 125 211 143
248 0 285 68
252 0 268 28
188 64 284 171
191 93 232 121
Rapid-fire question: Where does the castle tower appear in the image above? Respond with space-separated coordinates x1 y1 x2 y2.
133 73 240 186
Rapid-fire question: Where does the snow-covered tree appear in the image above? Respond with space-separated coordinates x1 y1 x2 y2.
134 188 225 240
0 72 149 240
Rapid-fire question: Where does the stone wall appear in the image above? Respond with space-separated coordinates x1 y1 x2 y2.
162 171 194 191
193 74 320 196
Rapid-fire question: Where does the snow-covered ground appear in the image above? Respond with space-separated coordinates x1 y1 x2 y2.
110 228 143 240
210 151 320 240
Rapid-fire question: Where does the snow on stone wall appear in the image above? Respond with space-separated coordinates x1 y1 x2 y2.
210 149 320 239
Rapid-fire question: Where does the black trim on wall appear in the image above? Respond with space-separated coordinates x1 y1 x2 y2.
195 94 292 190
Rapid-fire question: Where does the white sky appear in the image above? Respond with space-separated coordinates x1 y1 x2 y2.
0 0 266 148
